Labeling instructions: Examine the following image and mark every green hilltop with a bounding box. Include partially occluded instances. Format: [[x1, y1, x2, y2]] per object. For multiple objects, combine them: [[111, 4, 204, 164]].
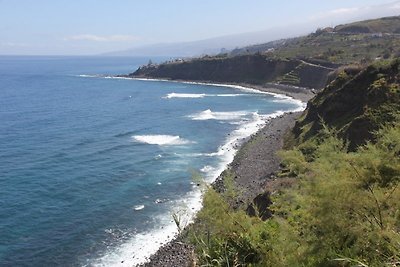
[[334, 16, 400, 34]]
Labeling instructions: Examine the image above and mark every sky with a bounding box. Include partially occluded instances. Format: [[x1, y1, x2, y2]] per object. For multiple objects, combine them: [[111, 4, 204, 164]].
[[0, 0, 399, 55]]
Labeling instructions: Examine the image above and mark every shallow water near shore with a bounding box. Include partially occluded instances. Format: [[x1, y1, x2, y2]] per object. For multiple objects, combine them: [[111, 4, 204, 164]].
[[0, 56, 302, 266]]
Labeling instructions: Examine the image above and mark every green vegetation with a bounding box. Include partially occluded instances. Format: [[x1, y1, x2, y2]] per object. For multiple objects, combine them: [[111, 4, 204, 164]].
[[275, 124, 400, 266], [188, 59, 400, 266], [275, 66, 301, 86], [190, 121, 400, 267], [189, 173, 268, 266]]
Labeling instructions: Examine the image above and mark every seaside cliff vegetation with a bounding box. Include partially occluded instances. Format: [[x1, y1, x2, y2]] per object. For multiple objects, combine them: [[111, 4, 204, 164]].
[[187, 59, 400, 266]]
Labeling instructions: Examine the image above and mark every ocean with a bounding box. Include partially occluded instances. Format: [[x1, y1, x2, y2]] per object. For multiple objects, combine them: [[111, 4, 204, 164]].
[[0, 56, 302, 266]]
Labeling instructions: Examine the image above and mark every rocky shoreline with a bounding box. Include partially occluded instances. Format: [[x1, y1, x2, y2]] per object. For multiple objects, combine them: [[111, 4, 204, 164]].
[[136, 85, 313, 267], [139, 112, 305, 266]]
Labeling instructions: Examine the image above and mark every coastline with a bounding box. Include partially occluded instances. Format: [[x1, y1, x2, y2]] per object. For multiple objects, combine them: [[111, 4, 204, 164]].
[[130, 77, 312, 102], [140, 111, 304, 266], [83, 74, 313, 266], [127, 79, 313, 266], [84, 74, 313, 103]]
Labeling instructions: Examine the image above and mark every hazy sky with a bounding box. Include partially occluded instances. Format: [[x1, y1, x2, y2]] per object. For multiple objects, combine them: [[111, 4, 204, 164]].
[[1, 0, 399, 55]]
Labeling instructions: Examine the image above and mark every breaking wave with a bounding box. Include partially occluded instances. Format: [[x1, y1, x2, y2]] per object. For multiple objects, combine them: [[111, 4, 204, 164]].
[[187, 109, 251, 121], [132, 135, 194, 146]]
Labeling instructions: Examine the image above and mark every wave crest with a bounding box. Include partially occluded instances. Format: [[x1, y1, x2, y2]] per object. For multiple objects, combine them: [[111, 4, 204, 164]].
[[132, 135, 194, 146], [133, 205, 145, 211], [164, 93, 244, 99], [187, 109, 250, 121], [164, 93, 206, 98]]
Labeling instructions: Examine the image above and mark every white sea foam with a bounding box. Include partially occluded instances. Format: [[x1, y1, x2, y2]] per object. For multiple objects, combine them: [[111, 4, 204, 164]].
[[132, 135, 194, 146], [187, 109, 250, 121], [164, 93, 206, 98], [78, 74, 99, 78], [271, 95, 306, 110], [133, 205, 145, 211], [164, 92, 244, 99], [91, 187, 203, 267], [200, 165, 215, 173], [215, 94, 244, 97], [154, 198, 168, 204], [194, 109, 290, 183], [80, 74, 305, 109]]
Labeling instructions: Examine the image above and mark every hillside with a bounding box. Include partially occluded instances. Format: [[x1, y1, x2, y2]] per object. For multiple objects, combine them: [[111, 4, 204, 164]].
[[188, 59, 400, 266], [335, 15, 400, 33], [292, 59, 400, 150], [231, 16, 400, 64]]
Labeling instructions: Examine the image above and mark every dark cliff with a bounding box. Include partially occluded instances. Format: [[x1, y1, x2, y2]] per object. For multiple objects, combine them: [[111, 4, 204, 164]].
[[128, 54, 333, 89]]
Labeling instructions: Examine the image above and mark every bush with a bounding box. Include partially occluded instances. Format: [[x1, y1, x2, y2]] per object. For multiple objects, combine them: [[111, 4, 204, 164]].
[[274, 123, 400, 266], [191, 122, 400, 266]]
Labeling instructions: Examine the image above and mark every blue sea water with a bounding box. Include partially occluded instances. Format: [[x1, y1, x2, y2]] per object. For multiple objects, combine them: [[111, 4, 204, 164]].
[[0, 56, 302, 266]]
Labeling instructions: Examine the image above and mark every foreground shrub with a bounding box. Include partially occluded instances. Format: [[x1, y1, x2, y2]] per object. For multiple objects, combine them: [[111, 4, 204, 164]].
[[191, 122, 400, 266]]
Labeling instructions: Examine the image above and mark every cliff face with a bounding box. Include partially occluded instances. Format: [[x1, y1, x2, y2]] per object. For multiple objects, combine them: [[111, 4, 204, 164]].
[[129, 54, 332, 89], [293, 59, 400, 150]]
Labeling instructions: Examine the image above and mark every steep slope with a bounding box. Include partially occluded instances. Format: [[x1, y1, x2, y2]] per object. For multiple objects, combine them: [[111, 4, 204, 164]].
[[292, 59, 400, 150]]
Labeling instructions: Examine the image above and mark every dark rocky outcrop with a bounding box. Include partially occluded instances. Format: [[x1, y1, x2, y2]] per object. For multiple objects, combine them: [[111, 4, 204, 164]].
[[246, 192, 273, 221]]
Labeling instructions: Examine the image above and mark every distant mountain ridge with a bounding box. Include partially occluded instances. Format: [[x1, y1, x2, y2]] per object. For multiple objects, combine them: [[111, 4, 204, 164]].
[[102, 25, 312, 57]]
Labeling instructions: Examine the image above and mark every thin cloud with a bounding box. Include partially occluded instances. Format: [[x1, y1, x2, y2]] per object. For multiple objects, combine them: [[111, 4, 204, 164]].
[[309, 1, 400, 22], [64, 34, 140, 42], [0, 42, 28, 47], [329, 7, 359, 15]]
